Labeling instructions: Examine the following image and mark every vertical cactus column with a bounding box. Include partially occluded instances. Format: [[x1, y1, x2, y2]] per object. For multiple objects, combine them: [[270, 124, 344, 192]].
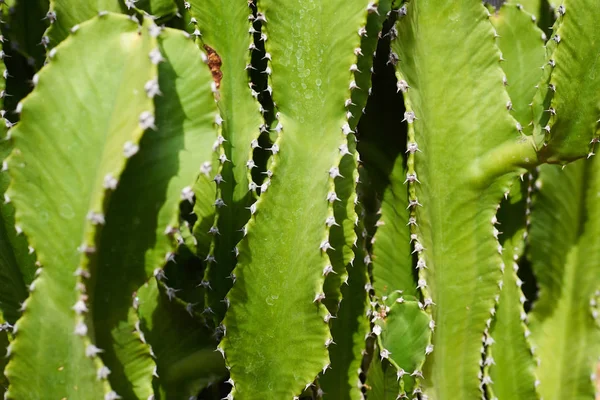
[[528, 157, 600, 400], [187, 0, 264, 323], [3, 14, 156, 399], [220, 0, 374, 397], [391, 1, 537, 398], [487, 5, 544, 399], [91, 26, 220, 399]]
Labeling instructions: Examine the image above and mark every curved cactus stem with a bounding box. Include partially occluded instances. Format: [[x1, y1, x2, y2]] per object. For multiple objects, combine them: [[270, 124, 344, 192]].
[[136, 278, 227, 398], [44, 0, 124, 49], [3, 14, 156, 399], [320, 146, 369, 399], [532, 0, 600, 163], [0, 312, 10, 399], [488, 176, 538, 400], [187, 0, 264, 324], [91, 27, 219, 398], [392, 2, 532, 398], [322, 142, 358, 313], [528, 157, 600, 400], [4, 0, 49, 70], [347, 0, 392, 130], [220, 0, 373, 397], [491, 3, 546, 133]]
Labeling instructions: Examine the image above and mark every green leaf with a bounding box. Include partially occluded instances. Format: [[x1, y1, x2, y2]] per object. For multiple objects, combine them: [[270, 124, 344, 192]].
[[488, 177, 538, 400], [44, 0, 123, 48], [187, 0, 264, 322], [92, 26, 220, 399], [533, 0, 600, 163], [322, 141, 358, 313], [137, 279, 227, 399], [528, 157, 600, 400], [392, 2, 535, 398], [221, 0, 373, 397], [4, 14, 156, 399]]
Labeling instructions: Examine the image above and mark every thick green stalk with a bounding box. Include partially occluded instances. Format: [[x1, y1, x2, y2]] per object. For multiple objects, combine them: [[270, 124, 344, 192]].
[[528, 158, 600, 400], [4, 14, 156, 399], [187, 0, 264, 323], [92, 27, 219, 399], [221, 0, 373, 397], [392, 2, 532, 398]]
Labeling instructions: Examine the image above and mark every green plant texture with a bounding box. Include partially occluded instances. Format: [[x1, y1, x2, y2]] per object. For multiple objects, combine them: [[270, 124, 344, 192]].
[[0, 0, 598, 399]]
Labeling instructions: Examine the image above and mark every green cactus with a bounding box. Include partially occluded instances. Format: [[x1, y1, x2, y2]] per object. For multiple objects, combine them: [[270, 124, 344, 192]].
[[0, 0, 598, 399]]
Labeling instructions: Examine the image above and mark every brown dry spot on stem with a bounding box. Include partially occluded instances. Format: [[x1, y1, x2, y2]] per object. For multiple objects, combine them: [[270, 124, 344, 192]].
[[204, 45, 222, 89]]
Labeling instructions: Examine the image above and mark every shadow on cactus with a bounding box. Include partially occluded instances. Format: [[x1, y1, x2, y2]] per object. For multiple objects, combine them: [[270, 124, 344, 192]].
[[0, 0, 597, 399]]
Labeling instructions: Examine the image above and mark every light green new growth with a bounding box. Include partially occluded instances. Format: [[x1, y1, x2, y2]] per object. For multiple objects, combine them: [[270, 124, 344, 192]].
[[92, 26, 219, 399], [528, 157, 600, 400], [221, 0, 372, 397], [4, 14, 155, 399], [188, 0, 264, 323], [392, 1, 532, 398]]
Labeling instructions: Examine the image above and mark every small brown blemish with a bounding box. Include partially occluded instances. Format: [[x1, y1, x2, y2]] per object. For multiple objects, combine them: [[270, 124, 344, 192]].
[[204, 45, 222, 89]]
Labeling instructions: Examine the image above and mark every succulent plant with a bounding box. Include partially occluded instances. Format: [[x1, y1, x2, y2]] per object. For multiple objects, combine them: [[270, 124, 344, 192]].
[[0, 0, 597, 399]]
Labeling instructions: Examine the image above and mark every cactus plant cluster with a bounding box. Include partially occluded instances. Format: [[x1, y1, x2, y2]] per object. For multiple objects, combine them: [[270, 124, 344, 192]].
[[0, 0, 598, 399]]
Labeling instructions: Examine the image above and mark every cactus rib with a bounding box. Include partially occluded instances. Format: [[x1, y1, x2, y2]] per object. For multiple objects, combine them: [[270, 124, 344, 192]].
[[3, 14, 156, 399]]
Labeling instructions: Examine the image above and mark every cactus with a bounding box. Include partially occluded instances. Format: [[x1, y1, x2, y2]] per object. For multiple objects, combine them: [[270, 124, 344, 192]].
[[0, 0, 598, 399]]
